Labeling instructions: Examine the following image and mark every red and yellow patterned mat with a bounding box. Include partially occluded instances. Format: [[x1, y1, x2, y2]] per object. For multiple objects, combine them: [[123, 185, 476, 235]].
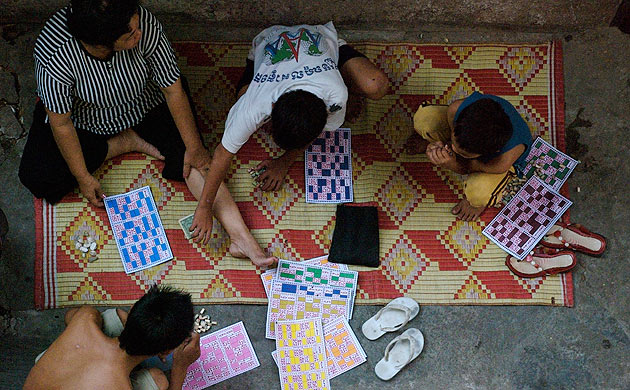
[[35, 41, 571, 309]]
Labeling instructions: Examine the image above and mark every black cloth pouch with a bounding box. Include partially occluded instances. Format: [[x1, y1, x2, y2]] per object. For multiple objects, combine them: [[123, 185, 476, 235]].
[[329, 205, 380, 267]]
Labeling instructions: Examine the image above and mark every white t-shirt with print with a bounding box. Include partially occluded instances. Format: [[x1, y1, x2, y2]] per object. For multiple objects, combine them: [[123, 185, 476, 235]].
[[221, 22, 348, 154]]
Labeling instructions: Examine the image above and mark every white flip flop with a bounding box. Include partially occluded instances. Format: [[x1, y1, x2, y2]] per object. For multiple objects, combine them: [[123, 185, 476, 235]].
[[375, 328, 424, 380], [362, 297, 419, 340]]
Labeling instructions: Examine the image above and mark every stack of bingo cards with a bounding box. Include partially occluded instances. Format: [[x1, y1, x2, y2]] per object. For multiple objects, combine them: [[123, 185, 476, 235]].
[[483, 138, 578, 259], [271, 316, 367, 379], [104, 186, 172, 273], [265, 259, 358, 339], [275, 318, 330, 390]]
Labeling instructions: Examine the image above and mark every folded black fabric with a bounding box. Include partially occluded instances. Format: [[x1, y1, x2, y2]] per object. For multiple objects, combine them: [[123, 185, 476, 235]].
[[329, 205, 380, 267]]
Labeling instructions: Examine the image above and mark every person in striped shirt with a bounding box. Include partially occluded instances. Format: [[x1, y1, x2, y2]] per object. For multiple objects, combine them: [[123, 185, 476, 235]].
[[18, 0, 276, 267]]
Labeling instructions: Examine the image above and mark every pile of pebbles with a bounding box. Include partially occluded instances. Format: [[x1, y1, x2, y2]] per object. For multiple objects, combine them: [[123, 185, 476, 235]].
[[194, 308, 217, 333], [75, 234, 98, 262]]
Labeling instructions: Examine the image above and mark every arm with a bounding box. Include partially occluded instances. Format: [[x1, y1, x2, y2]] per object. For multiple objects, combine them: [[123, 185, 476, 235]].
[[427, 142, 524, 175], [48, 109, 105, 207], [168, 332, 201, 390], [161, 78, 210, 178]]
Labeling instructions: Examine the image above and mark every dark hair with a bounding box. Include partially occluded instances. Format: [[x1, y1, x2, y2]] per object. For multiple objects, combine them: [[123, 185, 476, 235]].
[[118, 285, 194, 356], [453, 98, 513, 156], [271, 90, 327, 150], [67, 0, 139, 49]]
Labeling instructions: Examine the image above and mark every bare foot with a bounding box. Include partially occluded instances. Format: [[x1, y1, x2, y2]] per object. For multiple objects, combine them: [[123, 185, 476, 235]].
[[107, 129, 164, 160], [404, 133, 429, 155], [451, 199, 485, 221], [229, 240, 278, 268], [345, 94, 365, 123]]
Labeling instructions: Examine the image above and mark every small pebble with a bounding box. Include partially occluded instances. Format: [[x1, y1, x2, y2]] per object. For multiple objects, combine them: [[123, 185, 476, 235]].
[[80, 246, 89, 253], [200, 308, 205, 315], [576, 187, 581, 193], [75, 242, 81, 250], [89, 242, 97, 250]]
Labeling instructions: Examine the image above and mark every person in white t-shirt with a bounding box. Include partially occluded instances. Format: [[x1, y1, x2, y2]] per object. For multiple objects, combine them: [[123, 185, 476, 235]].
[[191, 22, 388, 243]]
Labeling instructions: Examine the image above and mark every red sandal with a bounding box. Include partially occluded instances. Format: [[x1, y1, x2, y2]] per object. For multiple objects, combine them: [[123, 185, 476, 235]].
[[505, 250, 577, 278], [540, 222, 606, 257]]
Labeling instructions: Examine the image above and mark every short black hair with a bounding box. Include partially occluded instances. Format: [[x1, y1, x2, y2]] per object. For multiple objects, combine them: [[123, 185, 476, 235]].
[[118, 285, 194, 356], [67, 0, 139, 49], [453, 98, 513, 156], [271, 90, 327, 150]]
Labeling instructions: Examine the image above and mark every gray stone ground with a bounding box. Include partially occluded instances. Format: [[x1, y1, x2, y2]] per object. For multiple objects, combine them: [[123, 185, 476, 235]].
[[0, 21, 629, 390]]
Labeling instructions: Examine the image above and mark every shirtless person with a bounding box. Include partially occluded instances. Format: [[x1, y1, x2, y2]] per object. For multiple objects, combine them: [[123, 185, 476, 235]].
[[24, 285, 200, 390]]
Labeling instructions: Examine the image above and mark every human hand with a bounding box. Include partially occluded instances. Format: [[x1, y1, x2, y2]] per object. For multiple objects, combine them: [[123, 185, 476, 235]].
[[255, 158, 290, 192], [426, 142, 457, 170], [190, 203, 213, 245], [77, 174, 105, 207], [183, 145, 212, 179], [172, 332, 201, 370]]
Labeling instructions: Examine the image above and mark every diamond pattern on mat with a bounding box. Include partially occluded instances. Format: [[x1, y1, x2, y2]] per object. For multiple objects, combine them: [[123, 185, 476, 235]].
[[444, 46, 475, 65], [311, 217, 335, 251], [433, 165, 466, 198], [129, 164, 176, 210], [200, 273, 239, 299], [376, 170, 425, 226], [267, 234, 301, 261], [69, 276, 111, 302], [518, 275, 546, 295], [131, 260, 175, 292], [60, 207, 111, 270], [374, 97, 414, 159], [498, 47, 546, 91], [252, 178, 300, 225], [376, 45, 423, 92], [439, 220, 487, 268], [191, 74, 235, 148], [382, 236, 427, 293], [515, 99, 548, 140], [436, 72, 478, 105], [200, 44, 231, 67], [454, 275, 494, 300]]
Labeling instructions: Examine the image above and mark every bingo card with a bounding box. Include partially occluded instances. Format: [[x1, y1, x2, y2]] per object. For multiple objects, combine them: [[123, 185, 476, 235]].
[[483, 176, 572, 259], [305, 128, 353, 203], [182, 321, 260, 390], [104, 186, 172, 274]]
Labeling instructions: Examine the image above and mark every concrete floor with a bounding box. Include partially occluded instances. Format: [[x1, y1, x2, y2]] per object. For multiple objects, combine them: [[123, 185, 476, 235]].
[[1, 21, 629, 390]]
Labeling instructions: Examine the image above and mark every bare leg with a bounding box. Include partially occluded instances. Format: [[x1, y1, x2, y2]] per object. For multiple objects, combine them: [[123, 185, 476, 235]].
[[187, 169, 277, 268], [451, 198, 485, 221], [105, 128, 164, 161], [340, 56, 389, 100]]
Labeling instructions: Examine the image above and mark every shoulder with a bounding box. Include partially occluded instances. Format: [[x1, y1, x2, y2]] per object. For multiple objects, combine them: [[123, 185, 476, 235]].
[[34, 7, 74, 65], [66, 306, 102, 326], [138, 6, 163, 32]]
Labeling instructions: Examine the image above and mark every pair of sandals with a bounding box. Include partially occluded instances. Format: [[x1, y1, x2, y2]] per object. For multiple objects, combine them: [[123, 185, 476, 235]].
[[361, 297, 423, 380], [506, 222, 607, 278]]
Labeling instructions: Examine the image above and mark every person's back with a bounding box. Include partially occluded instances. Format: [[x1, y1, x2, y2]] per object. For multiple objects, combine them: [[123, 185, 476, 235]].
[[24, 285, 200, 390], [24, 307, 134, 390]]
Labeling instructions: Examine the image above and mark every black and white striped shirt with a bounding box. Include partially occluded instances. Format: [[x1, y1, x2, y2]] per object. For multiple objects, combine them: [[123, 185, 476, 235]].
[[34, 6, 180, 135]]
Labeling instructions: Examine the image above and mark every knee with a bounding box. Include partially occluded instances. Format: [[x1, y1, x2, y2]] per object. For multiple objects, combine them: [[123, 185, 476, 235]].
[[464, 176, 492, 208], [362, 70, 389, 100], [148, 368, 169, 390]]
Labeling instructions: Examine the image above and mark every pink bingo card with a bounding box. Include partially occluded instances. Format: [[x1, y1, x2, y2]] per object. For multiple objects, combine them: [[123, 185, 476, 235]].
[[182, 322, 259, 390]]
